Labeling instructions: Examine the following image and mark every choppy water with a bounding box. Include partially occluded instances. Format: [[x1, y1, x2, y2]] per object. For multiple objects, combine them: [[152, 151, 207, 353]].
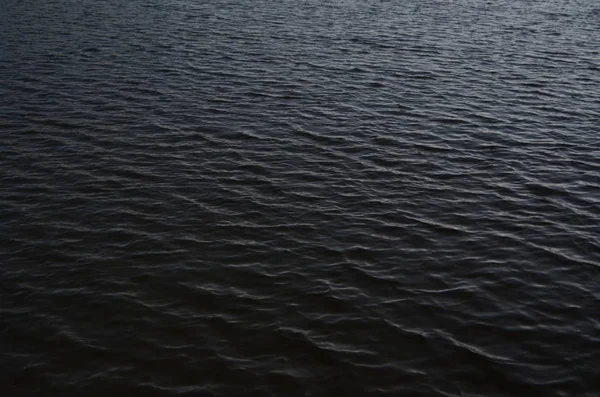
[[1, 0, 599, 396]]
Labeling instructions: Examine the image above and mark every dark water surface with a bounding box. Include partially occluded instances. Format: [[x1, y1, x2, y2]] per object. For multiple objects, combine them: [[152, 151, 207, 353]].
[[1, 0, 599, 396]]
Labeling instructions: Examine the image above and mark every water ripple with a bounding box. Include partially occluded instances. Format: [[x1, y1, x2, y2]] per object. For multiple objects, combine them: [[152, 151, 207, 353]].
[[1, 0, 599, 396]]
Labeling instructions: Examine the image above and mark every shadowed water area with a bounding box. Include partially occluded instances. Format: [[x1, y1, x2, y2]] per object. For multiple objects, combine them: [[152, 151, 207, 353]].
[[1, 0, 599, 396]]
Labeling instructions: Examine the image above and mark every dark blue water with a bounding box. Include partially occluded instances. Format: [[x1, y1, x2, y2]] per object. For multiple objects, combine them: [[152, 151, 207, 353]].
[[1, 0, 599, 396]]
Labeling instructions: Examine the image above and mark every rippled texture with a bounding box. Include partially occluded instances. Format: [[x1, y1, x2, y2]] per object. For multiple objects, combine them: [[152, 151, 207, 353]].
[[1, 0, 599, 396]]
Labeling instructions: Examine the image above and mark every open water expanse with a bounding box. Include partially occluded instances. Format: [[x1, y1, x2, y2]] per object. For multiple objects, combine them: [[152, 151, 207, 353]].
[[1, 0, 599, 396]]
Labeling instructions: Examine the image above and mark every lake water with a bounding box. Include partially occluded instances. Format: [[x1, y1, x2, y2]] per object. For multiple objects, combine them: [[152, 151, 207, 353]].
[[1, 0, 599, 396]]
